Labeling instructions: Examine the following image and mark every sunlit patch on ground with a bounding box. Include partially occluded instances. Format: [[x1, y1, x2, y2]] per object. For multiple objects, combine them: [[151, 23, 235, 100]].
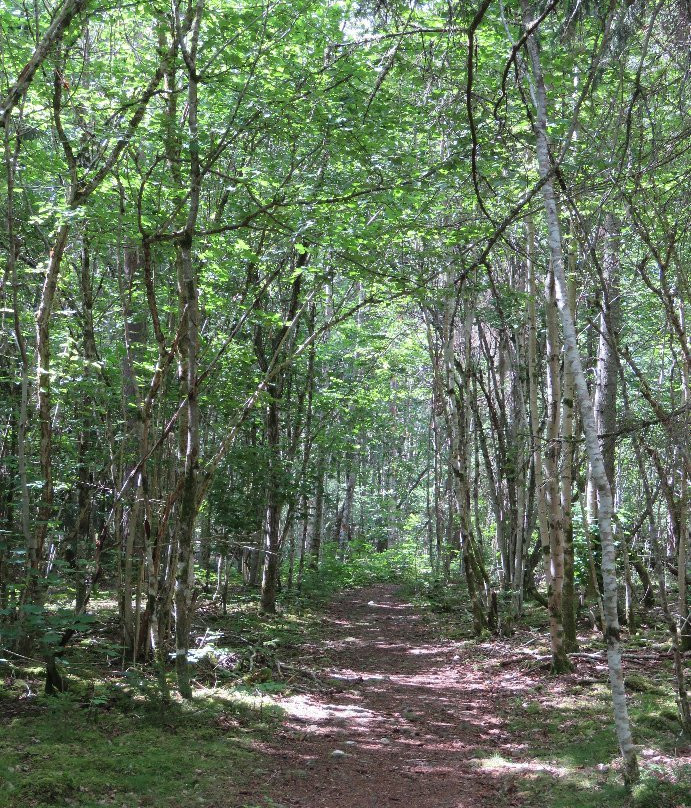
[[476, 753, 576, 778], [407, 646, 446, 655], [281, 693, 381, 726], [257, 585, 690, 808]]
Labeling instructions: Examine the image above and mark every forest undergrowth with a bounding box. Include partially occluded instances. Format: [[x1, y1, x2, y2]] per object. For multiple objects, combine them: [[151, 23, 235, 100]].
[[2, 560, 689, 808], [1, 1, 690, 801]]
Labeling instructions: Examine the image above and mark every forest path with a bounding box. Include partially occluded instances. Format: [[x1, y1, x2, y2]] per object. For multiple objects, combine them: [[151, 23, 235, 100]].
[[255, 585, 525, 808]]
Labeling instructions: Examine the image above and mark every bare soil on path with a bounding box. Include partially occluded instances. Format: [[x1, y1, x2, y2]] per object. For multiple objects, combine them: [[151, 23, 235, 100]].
[[254, 585, 529, 808]]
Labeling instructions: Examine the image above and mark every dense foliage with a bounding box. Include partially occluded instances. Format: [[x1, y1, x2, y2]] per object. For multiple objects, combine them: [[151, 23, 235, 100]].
[[0, 0, 689, 787]]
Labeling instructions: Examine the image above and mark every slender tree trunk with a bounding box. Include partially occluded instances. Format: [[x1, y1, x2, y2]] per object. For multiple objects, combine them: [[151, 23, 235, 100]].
[[260, 391, 281, 614], [521, 4, 638, 781], [33, 225, 69, 582], [72, 237, 98, 612], [526, 217, 550, 594], [561, 250, 578, 651], [309, 448, 326, 570], [338, 457, 356, 559], [634, 442, 691, 736], [545, 265, 571, 673], [597, 214, 621, 491], [174, 1, 204, 698], [441, 270, 486, 633], [118, 245, 145, 657], [4, 125, 31, 562], [679, 304, 690, 651]]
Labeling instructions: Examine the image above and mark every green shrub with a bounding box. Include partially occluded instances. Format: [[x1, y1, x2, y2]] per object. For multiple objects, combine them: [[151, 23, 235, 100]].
[[294, 538, 430, 602]]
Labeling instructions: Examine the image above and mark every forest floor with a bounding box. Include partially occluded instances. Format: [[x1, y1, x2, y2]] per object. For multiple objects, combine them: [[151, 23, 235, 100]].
[[253, 584, 690, 808], [1, 583, 690, 808]]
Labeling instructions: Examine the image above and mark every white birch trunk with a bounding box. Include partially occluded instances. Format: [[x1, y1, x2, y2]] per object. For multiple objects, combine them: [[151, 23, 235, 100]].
[[521, 2, 638, 781]]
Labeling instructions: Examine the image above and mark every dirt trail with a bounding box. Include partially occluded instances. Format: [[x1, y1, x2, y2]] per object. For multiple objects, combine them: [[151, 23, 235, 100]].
[[256, 585, 526, 808]]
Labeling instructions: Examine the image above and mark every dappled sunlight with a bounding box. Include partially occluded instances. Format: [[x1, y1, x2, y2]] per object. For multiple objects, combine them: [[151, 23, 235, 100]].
[[328, 670, 388, 682], [406, 645, 446, 656], [260, 586, 527, 807], [371, 641, 417, 652], [364, 600, 409, 610], [476, 753, 574, 778], [281, 693, 382, 726], [255, 586, 691, 808]]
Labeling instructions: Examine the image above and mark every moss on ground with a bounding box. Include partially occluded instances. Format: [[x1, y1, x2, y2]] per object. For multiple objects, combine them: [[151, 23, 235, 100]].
[[0, 690, 276, 808], [0, 589, 318, 808], [2, 586, 689, 808], [416, 582, 690, 808], [497, 667, 690, 807]]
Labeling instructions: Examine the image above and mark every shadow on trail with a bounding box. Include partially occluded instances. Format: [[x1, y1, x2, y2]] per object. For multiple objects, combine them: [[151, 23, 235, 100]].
[[252, 586, 561, 808]]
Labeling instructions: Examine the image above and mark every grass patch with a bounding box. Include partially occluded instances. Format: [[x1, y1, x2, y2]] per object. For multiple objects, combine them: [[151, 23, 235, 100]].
[[632, 772, 691, 808], [0, 586, 322, 808], [0, 689, 275, 808], [482, 633, 689, 807]]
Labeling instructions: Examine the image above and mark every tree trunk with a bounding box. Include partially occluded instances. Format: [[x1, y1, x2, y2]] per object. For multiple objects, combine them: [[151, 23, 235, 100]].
[[338, 456, 356, 559], [441, 269, 487, 634], [309, 448, 326, 570], [526, 217, 551, 597], [260, 390, 282, 614], [174, 2, 204, 698], [561, 251, 577, 651], [596, 214, 621, 492], [678, 303, 690, 651], [521, 2, 638, 781], [544, 265, 571, 673]]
